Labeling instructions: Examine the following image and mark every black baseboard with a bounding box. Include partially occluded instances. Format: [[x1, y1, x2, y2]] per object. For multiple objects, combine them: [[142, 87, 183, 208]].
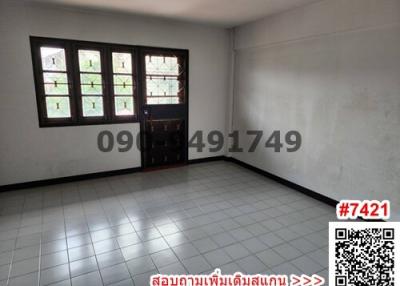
[[186, 155, 337, 207], [0, 167, 142, 192], [225, 157, 338, 207], [0, 155, 338, 209], [188, 156, 226, 164], [0, 155, 224, 192]]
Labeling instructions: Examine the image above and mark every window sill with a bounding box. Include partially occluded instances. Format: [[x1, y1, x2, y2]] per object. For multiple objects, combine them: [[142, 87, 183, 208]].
[[39, 118, 139, 128]]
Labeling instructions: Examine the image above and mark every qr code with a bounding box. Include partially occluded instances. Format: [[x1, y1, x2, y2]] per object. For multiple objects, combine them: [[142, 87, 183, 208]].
[[329, 222, 400, 286]]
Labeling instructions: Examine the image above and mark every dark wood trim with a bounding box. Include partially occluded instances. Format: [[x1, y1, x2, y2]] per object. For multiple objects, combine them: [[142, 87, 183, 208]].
[[136, 49, 145, 169], [185, 50, 189, 166], [108, 46, 138, 123], [37, 120, 140, 128], [31, 36, 189, 53], [30, 36, 188, 128], [0, 167, 142, 192], [30, 38, 77, 127], [139, 47, 189, 168], [72, 42, 109, 125]]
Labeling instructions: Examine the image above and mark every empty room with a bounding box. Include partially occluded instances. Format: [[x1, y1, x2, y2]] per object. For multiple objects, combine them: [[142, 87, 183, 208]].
[[0, 0, 399, 285]]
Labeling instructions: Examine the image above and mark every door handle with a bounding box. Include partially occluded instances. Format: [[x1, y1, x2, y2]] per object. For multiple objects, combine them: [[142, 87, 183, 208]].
[[143, 107, 152, 122], [143, 108, 151, 119]]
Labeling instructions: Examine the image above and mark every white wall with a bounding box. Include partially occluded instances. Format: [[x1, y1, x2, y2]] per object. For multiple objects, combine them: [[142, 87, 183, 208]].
[[1, 0, 398, 220], [233, 0, 400, 220], [0, 0, 230, 185]]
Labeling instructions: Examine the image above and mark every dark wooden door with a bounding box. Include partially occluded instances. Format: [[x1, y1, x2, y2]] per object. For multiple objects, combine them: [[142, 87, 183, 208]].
[[139, 48, 188, 168]]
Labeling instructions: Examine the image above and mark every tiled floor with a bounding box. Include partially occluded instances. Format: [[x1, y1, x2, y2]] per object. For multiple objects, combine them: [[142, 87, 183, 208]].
[[0, 161, 335, 286]]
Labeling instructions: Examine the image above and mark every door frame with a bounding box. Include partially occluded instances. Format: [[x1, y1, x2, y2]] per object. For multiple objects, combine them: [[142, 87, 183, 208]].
[[29, 36, 189, 168], [137, 46, 189, 169]]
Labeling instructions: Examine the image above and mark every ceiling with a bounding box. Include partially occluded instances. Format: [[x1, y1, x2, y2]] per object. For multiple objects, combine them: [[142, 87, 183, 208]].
[[25, 0, 319, 27]]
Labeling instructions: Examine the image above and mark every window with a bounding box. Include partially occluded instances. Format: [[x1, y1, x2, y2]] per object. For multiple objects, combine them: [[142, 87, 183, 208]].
[[31, 37, 139, 127], [144, 53, 185, 104], [31, 39, 77, 125], [41, 47, 72, 118], [111, 51, 135, 116], [78, 49, 105, 117], [31, 37, 187, 127]]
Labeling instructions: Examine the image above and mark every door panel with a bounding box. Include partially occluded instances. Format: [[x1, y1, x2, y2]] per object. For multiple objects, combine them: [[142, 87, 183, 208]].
[[140, 48, 188, 169], [144, 119, 185, 166]]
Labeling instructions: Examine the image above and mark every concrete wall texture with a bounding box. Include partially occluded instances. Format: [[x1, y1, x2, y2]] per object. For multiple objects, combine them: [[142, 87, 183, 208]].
[[232, 0, 400, 220]]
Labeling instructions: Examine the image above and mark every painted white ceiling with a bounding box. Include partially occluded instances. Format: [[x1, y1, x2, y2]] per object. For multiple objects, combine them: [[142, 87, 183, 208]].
[[25, 0, 319, 27]]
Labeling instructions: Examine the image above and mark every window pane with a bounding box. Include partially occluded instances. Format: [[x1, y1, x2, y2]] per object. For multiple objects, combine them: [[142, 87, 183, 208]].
[[147, 97, 158, 105], [40, 47, 66, 71], [79, 50, 101, 72], [113, 75, 133, 95], [82, 96, 104, 117], [80, 73, 102, 85], [147, 97, 179, 105], [80, 74, 102, 95], [43, 72, 68, 84], [115, 96, 134, 116], [112, 53, 132, 74], [114, 85, 133, 95], [145, 55, 180, 76], [46, 96, 71, 118], [43, 72, 69, 95], [146, 77, 179, 96], [44, 83, 69, 95], [170, 97, 180, 104], [113, 75, 132, 86], [81, 84, 102, 95]]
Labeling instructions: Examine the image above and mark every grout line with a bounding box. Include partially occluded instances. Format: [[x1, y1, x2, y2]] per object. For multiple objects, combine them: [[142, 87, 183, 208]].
[[37, 188, 44, 286], [102, 180, 138, 286], [109, 178, 152, 285], [5, 248, 15, 286], [4, 196, 25, 286], [62, 192, 73, 286], [0, 162, 333, 283], [37, 238, 42, 286], [90, 180, 117, 286]]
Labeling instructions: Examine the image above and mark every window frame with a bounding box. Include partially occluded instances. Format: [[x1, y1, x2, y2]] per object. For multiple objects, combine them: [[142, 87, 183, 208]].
[[31, 37, 78, 126], [141, 47, 188, 106], [108, 46, 137, 123], [73, 43, 108, 124], [30, 37, 143, 127]]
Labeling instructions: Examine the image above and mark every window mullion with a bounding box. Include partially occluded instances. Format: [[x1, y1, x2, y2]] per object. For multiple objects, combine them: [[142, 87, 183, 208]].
[[31, 37, 149, 126], [103, 47, 113, 122], [66, 41, 79, 124]]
